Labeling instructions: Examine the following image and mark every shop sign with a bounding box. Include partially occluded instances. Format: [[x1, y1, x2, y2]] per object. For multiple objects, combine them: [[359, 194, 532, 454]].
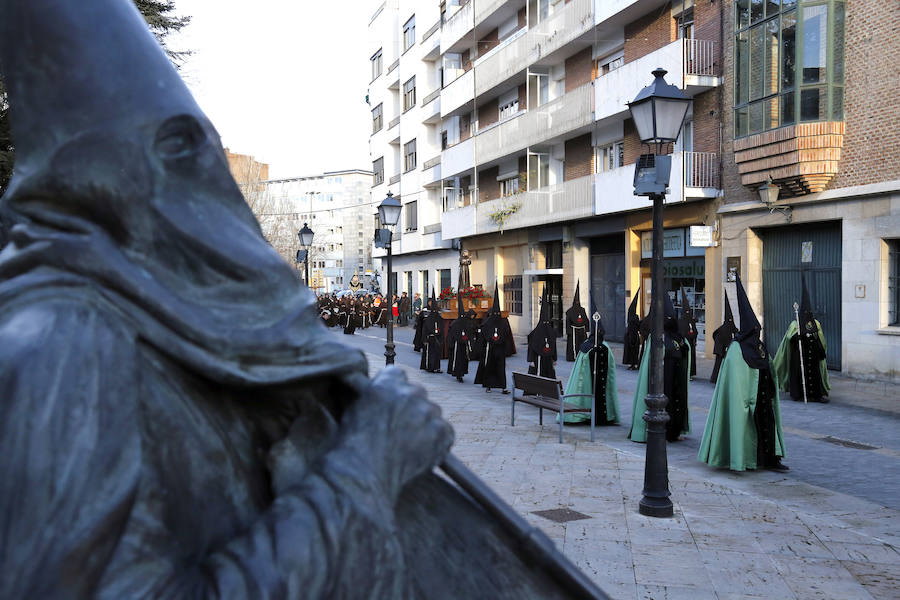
[[689, 226, 715, 247], [663, 258, 705, 279], [641, 229, 686, 259]]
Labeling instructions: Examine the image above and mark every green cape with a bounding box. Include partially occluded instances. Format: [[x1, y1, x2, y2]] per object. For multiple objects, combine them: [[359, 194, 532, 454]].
[[627, 339, 691, 443], [772, 319, 830, 394], [697, 344, 786, 471], [560, 342, 618, 424]]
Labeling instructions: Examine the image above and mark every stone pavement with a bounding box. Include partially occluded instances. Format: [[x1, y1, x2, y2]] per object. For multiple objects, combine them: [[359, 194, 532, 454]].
[[348, 328, 900, 599]]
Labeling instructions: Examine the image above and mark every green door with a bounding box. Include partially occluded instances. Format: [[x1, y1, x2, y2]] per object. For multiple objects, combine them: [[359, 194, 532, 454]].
[[760, 221, 841, 370]]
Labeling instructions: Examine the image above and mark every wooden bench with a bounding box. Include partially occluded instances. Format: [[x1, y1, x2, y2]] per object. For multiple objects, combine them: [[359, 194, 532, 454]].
[[510, 372, 595, 443]]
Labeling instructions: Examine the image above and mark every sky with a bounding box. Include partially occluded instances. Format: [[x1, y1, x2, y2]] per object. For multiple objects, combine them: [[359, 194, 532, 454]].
[[170, 0, 373, 179]]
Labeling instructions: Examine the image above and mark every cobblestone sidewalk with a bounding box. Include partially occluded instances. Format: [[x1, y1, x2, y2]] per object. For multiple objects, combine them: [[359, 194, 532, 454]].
[[366, 351, 900, 600]]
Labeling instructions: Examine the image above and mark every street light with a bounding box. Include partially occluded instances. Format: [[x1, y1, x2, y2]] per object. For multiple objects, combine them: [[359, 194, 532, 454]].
[[378, 191, 402, 365], [628, 67, 691, 519], [298, 222, 314, 288]]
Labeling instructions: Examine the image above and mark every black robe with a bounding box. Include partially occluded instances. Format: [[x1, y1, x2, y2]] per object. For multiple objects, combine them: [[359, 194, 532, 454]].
[[788, 325, 828, 401], [447, 316, 477, 378], [474, 317, 514, 390], [710, 319, 737, 383], [412, 310, 425, 351], [663, 321, 690, 442], [527, 325, 557, 379], [678, 314, 698, 378], [419, 311, 443, 372], [343, 307, 357, 335], [564, 307, 588, 362], [622, 314, 641, 368], [578, 338, 614, 425]]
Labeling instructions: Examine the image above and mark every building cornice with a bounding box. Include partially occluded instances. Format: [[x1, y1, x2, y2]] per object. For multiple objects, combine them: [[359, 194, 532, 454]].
[[718, 179, 900, 215]]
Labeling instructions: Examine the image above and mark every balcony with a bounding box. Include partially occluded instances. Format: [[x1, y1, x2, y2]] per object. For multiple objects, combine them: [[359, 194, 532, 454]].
[[421, 88, 441, 123], [474, 0, 505, 28], [389, 173, 401, 185], [441, 68, 474, 117], [593, 152, 721, 216], [473, 175, 594, 235], [594, 38, 719, 125], [422, 155, 442, 188], [441, 135, 474, 178], [421, 20, 441, 61], [441, 0, 474, 54], [386, 59, 400, 90], [475, 0, 593, 96], [475, 82, 593, 164]]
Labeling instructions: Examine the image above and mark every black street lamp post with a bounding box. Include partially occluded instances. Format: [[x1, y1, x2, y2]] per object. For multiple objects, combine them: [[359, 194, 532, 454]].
[[628, 68, 692, 518], [298, 222, 314, 288], [377, 192, 402, 366]]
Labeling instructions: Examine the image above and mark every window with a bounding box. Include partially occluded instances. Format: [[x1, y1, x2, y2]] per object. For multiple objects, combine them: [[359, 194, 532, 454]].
[[733, 0, 844, 138], [440, 269, 451, 292], [499, 98, 519, 119], [677, 9, 694, 39], [403, 77, 416, 111], [500, 175, 520, 197], [372, 157, 384, 185], [441, 130, 449, 150], [890, 240, 900, 326], [404, 139, 417, 172], [593, 141, 624, 173], [422, 270, 429, 296], [371, 48, 383, 80], [593, 53, 624, 78], [527, 72, 549, 108], [372, 103, 383, 133], [544, 241, 562, 269], [405, 201, 418, 232], [503, 275, 523, 315], [403, 15, 415, 51], [527, 152, 550, 190]]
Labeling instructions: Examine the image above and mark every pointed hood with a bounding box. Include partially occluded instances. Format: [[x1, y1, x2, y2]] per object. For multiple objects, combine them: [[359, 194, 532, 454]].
[[680, 288, 693, 320], [488, 280, 501, 316], [734, 275, 770, 369], [528, 287, 556, 355], [457, 290, 465, 318], [572, 281, 581, 307], [539, 287, 552, 324], [628, 289, 641, 322], [0, 0, 365, 387], [723, 289, 734, 325], [799, 272, 818, 332], [566, 280, 588, 325], [663, 291, 676, 320]]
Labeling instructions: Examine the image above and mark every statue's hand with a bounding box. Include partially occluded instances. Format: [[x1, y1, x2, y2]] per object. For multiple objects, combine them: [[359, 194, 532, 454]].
[[341, 367, 454, 501]]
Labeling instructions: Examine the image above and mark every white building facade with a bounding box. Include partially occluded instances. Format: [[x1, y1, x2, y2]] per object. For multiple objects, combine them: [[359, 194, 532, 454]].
[[262, 169, 375, 294]]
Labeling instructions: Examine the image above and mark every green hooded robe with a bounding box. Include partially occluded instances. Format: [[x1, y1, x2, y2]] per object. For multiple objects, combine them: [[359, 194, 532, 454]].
[[627, 340, 691, 443], [560, 342, 619, 424], [772, 319, 830, 395], [697, 344, 787, 471]]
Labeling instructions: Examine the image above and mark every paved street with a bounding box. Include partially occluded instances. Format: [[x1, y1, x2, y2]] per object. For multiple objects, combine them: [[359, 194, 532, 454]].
[[336, 324, 900, 600]]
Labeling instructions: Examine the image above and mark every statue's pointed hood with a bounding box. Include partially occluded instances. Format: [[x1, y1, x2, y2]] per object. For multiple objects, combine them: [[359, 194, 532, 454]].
[[0, 0, 366, 386]]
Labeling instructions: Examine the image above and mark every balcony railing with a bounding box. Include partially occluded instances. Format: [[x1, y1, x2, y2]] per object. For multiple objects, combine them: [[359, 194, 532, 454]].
[[423, 155, 441, 170], [475, 82, 593, 164], [684, 39, 717, 77], [474, 0, 505, 27], [422, 20, 441, 42], [389, 174, 401, 185], [441, 0, 474, 53], [387, 59, 399, 74], [442, 186, 478, 212], [422, 88, 441, 106], [388, 116, 400, 129], [683, 151, 719, 189], [474, 175, 594, 234]]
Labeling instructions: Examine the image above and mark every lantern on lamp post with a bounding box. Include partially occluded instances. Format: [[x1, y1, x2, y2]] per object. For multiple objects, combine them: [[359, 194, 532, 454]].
[[377, 191, 402, 365]]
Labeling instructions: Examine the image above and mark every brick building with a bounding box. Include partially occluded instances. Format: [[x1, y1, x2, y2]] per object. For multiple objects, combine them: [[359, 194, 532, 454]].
[[715, 0, 900, 383]]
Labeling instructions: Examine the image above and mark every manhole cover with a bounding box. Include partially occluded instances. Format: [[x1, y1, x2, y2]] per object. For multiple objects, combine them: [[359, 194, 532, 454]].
[[818, 436, 878, 450], [532, 508, 592, 523]]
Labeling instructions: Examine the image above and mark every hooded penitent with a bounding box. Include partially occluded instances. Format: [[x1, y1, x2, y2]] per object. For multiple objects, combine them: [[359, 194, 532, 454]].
[[0, 0, 364, 386], [564, 281, 589, 361], [564, 300, 619, 425], [678, 289, 698, 378], [447, 291, 477, 380], [527, 288, 557, 378], [710, 290, 737, 383], [420, 287, 443, 372], [474, 281, 514, 390], [772, 272, 830, 402], [622, 289, 642, 368], [698, 274, 787, 471]]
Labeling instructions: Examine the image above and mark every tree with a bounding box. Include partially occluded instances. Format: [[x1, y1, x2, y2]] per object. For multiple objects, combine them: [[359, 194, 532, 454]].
[[0, 1, 190, 198]]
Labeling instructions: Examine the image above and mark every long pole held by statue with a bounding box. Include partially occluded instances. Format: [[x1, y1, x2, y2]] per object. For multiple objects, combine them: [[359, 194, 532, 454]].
[[793, 301, 808, 404]]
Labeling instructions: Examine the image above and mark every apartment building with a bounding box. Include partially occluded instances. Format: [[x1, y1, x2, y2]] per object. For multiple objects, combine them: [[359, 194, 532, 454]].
[[715, 0, 900, 383], [258, 170, 375, 294], [367, 0, 899, 382], [368, 1, 460, 300]]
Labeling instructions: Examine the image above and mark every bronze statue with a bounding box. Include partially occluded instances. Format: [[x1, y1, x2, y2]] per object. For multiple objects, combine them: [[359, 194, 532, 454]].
[[459, 248, 472, 290], [0, 1, 605, 598]]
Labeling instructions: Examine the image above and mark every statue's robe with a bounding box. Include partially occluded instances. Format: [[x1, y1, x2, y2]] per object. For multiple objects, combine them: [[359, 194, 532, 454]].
[[772, 320, 830, 402], [561, 342, 618, 425], [628, 338, 691, 443], [698, 344, 786, 471]]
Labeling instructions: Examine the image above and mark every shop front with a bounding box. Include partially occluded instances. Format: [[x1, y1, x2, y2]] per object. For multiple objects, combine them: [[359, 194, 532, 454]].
[[639, 227, 707, 335]]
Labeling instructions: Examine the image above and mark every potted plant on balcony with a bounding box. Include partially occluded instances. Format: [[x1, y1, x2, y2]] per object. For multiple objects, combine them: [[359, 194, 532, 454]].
[[487, 201, 521, 233]]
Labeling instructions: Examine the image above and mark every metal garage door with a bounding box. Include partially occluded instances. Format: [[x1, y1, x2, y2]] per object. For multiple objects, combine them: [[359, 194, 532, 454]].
[[590, 234, 626, 342], [760, 221, 841, 370]]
